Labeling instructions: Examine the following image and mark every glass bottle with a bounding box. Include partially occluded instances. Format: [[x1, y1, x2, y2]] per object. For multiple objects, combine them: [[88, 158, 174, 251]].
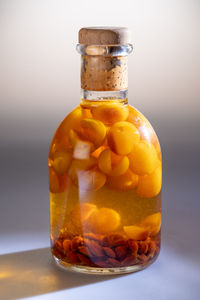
[[49, 27, 162, 274]]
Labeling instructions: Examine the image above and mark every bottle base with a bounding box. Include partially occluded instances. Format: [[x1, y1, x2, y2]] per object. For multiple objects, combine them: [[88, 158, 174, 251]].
[[53, 254, 157, 275]]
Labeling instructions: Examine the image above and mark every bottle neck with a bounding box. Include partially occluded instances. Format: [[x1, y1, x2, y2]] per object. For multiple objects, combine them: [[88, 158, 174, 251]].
[[80, 55, 128, 91], [81, 89, 128, 106], [80, 55, 128, 105], [76, 44, 133, 105]]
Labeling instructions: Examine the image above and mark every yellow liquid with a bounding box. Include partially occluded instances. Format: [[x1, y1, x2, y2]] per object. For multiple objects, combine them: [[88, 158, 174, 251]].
[[49, 101, 161, 271]]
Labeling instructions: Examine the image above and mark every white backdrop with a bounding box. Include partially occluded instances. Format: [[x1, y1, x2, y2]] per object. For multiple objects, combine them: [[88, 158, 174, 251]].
[[0, 2, 200, 299], [0, 0, 199, 145]]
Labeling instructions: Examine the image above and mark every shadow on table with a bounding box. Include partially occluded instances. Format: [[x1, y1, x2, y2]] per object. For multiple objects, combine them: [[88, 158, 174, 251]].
[[0, 247, 117, 300]]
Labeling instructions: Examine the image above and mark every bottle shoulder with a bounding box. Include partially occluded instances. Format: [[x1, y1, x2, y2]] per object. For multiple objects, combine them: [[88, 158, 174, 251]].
[[49, 103, 161, 157], [126, 104, 160, 145]]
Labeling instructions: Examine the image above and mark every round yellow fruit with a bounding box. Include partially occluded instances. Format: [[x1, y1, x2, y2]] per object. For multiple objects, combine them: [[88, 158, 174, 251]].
[[86, 207, 121, 234], [108, 121, 140, 155], [53, 150, 72, 175], [128, 141, 158, 175], [91, 103, 129, 125], [136, 164, 162, 198], [59, 106, 83, 136], [107, 169, 138, 191], [80, 118, 107, 148], [98, 148, 129, 176], [123, 225, 150, 240], [140, 212, 161, 236]]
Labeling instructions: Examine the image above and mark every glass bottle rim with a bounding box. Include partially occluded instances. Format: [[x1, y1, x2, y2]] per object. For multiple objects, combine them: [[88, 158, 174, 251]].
[[76, 44, 133, 57]]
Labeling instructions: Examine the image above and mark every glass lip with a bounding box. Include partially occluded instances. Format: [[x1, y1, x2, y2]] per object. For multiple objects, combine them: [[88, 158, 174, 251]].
[[76, 43, 133, 56]]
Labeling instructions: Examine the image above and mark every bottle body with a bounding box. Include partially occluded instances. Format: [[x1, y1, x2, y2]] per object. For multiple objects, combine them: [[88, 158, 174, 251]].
[[49, 100, 161, 274]]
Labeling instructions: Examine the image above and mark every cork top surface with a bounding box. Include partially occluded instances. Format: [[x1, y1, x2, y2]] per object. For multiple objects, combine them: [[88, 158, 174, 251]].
[[79, 27, 131, 45]]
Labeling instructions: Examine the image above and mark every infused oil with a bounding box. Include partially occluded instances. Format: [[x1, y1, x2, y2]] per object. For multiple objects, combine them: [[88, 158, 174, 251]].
[[49, 27, 162, 274]]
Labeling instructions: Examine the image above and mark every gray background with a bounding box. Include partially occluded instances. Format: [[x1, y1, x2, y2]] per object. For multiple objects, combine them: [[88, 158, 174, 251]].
[[0, 0, 200, 299]]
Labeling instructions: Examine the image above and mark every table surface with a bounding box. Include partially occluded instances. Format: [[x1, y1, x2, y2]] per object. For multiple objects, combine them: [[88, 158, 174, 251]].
[[0, 145, 199, 300]]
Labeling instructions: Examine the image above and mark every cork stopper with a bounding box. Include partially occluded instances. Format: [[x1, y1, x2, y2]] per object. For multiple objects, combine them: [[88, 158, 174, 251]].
[[81, 56, 128, 91], [78, 27, 131, 91], [79, 27, 131, 45]]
